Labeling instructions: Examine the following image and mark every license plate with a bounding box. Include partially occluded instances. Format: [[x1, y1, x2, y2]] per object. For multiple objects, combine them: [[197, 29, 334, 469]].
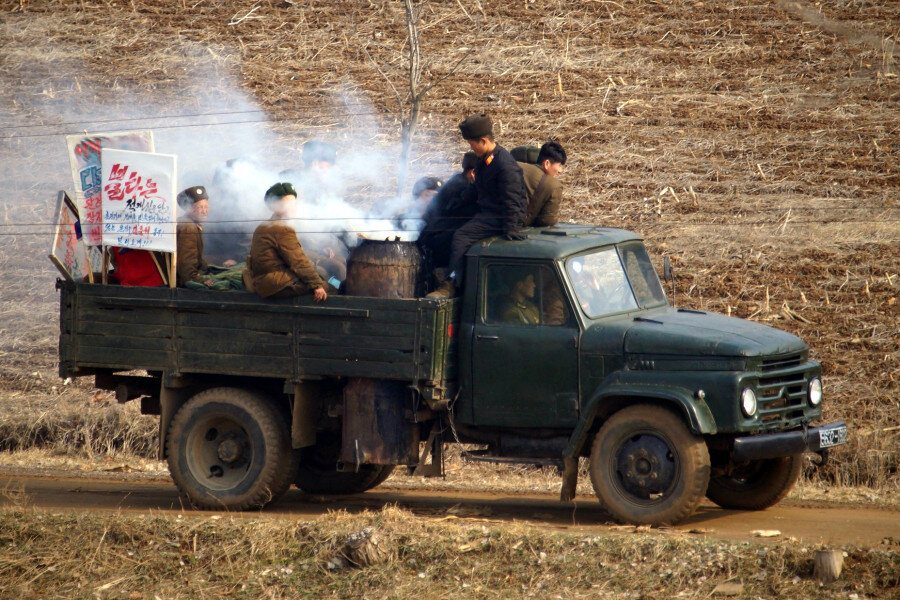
[[818, 424, 848, 449]]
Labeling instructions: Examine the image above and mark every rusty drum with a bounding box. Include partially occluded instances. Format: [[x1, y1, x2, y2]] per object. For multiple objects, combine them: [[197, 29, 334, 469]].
[[340, 239, 423, 467]]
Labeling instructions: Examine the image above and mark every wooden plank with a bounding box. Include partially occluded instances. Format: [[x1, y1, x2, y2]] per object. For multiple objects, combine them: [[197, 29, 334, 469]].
[[76, 321, 173, 339], [177, 325, 290, 345], [296, 345, 417, 364], [297, 358, 416, 380], [297, 320, 417, 338], [180, 338, 292, 357], [78, 333, 171, 353], [75, 349, 173, 370], [177, 312, 292, 333], [76, 307, 173, 326], [295, 333, 418, 351], [179, 353, 293, 376]]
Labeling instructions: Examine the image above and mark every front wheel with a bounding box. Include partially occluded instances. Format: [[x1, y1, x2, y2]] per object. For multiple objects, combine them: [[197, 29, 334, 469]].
[[166, 388, 296, 510], [589, 405, 710, 526], [706, 455, 802, 510]]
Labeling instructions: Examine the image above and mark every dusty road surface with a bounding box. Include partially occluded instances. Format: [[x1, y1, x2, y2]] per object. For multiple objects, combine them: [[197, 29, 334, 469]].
[[2, 473, 896, 547]]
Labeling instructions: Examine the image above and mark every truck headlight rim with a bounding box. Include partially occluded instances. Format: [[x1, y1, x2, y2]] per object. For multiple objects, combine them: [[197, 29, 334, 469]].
[[740, 387, 757, 417], [808, 377, 822, 406]]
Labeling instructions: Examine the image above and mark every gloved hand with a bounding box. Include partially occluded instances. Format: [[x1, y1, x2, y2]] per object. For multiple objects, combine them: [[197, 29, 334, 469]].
[[505, 231, 527, 241]]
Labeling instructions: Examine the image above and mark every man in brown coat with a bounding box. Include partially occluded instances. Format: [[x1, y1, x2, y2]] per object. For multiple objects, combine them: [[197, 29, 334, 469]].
[[176, 185, 211, 287], [519, 141, 567, 227], [247, 182, 330, 301]]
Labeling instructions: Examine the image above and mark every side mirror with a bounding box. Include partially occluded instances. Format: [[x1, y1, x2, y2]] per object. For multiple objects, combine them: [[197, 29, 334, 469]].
[[663, 256, 674, 283]]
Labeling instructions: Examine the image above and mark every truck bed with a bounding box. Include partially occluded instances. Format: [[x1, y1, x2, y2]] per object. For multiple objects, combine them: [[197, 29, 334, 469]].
[[58, 281, 459, 398]]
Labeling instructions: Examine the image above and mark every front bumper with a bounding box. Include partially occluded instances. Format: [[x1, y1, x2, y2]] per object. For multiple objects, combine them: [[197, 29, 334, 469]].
[[732, 421, 847, 462]]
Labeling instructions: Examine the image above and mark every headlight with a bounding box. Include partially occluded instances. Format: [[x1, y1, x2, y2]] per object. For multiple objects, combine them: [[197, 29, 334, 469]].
[[741, 387, 757, 417], [808, 377, 822, 406]]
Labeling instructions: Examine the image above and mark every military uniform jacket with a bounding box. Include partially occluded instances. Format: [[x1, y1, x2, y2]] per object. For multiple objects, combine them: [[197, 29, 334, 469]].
[[248, 217, 324, 298], [418, 173, 477, 244], [176, 217, 208, 286], [473, 145, 528, 233], [519, 162, 562, 227]]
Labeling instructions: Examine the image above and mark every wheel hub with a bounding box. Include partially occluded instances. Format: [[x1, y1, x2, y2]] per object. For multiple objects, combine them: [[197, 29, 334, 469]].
[[616, 434, 676, 499], [216, 438, 243, 463]]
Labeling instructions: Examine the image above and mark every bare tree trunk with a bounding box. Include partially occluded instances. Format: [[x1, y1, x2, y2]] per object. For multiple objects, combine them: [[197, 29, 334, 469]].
[[397, 0, 422, 197]]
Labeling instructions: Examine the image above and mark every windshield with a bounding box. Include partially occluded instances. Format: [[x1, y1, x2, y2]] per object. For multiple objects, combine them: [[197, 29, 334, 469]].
[[565, 243, 667, 318]]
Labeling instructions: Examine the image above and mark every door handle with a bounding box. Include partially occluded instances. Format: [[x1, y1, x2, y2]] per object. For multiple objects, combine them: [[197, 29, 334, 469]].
[[476, 334, 499, 341]]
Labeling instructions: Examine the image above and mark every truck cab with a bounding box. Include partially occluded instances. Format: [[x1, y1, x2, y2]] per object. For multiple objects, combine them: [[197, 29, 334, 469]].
[[450, 225, 845, 524]]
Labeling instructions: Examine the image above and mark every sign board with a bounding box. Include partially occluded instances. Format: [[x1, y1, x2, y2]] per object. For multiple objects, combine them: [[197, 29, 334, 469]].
[[66, 131, 154, 246], [101, 148, 177, 253], [48, 191, 90, 282]]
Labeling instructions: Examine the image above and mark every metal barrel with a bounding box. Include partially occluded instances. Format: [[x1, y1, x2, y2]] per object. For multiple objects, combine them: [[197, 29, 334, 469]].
[[343, 239, 423, 299], [340, 239, 423, 467]]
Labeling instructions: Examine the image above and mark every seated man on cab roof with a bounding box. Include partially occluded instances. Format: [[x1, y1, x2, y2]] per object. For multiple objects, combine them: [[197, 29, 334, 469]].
[[246, 182, 333, 301], [519, 141, 567, 228]]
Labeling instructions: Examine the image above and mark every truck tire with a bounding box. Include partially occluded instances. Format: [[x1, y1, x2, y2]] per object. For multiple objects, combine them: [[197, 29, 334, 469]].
[[294, 432, 395, 495], [166, 387, 296, 510], [706, 455, 802, 510], [589, 405, 710, 526]]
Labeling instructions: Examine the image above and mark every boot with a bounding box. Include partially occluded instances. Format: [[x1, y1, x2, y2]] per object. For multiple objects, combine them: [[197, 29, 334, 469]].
[[426, 279, 456, 298]]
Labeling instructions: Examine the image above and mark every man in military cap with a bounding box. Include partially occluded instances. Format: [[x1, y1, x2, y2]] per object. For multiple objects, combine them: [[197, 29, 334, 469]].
[[519, 141, 567, 227], [429, 114, 528, 297], [175, 185, 236, 287], [417, 152, 478, 286], [246, 182, 332, 301]]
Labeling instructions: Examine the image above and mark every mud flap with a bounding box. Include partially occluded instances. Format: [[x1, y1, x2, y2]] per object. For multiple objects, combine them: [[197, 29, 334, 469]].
[[292, 383, 317, 449], [560, 456, 578, 502], [412, 423, 443, 478]]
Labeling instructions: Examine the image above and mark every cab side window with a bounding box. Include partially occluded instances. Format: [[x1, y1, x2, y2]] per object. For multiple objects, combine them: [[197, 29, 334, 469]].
[[483, 264, 570, 326]]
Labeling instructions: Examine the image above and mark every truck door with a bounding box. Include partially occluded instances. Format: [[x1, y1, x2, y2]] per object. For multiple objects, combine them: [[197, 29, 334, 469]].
[[471, 263, 580, 428]]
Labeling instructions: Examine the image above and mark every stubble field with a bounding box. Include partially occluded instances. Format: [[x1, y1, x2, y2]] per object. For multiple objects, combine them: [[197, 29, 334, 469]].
[[0, 0, 897, 597]]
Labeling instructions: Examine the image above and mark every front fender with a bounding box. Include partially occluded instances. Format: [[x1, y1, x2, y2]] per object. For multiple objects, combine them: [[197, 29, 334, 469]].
[[564, 382, 717, 458]]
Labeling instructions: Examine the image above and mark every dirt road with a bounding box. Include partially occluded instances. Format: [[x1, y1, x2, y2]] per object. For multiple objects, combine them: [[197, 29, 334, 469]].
[[2, 473, 896, 547]]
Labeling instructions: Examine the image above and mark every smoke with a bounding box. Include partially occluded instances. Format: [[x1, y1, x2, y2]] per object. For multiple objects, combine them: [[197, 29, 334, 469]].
[[0, 37, 454, 316]]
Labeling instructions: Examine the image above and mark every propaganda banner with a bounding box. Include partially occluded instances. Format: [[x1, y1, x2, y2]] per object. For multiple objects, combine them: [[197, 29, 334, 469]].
[[101, 148, 177, 252], [66, 130, 154, 246], [48, 191, 90, 282]]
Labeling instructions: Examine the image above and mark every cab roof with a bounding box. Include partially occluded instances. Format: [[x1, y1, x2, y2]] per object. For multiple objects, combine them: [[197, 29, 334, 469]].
[[467, 224, 642, 261]]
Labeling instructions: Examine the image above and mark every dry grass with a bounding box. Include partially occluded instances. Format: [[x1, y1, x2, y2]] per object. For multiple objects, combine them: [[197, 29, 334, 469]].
[[0, 0, 897, 490], [0, 504, 897, 599]]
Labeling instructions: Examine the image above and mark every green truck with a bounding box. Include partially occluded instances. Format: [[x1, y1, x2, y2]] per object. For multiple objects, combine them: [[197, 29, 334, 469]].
[[57, 225, 847, 525]]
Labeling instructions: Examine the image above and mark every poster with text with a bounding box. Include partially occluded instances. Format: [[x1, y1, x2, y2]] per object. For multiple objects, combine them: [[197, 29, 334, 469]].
[[101, 148, 177, 252], [48, 191, 89, 282], [66, 130, 154, 245]]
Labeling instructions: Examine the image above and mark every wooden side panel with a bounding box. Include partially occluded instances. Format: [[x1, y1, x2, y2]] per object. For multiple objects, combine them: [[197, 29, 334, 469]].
[[61, 284, 462, 386]]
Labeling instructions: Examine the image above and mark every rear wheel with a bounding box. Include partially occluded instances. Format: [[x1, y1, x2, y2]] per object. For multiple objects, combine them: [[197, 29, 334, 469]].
[[706, 455, 802, 510], [589, 405, 710, 526], [166, 388, 296, 510], [294, 432, 395, 495]]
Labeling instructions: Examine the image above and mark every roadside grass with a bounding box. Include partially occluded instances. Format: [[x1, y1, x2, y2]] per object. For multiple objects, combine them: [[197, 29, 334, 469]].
[[0, 504, 896, 600]]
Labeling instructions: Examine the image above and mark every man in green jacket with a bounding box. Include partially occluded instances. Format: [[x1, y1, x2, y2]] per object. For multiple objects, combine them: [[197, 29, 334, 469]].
[[519, 141, 567, 227]]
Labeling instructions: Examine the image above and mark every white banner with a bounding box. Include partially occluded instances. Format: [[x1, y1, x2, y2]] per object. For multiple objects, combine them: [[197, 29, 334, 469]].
[[48, 191, 90, 281], [66, 131, 154, 246], [101, 148, 177, 252]]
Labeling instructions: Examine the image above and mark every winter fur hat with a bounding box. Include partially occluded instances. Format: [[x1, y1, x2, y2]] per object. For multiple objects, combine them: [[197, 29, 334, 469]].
[[459, 114, 493, 140], [264, 182, 298, 207], [177, 185, 208, 210]]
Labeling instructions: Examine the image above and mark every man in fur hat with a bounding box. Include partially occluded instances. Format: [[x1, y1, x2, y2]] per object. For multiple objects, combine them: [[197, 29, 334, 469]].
[[175, 185, 235, 287], [429, 114, 528, 297], [246, 182, 332, 301]]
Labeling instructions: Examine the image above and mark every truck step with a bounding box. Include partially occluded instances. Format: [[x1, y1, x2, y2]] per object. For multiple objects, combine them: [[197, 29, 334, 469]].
[[462, 450, 563, 469]]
